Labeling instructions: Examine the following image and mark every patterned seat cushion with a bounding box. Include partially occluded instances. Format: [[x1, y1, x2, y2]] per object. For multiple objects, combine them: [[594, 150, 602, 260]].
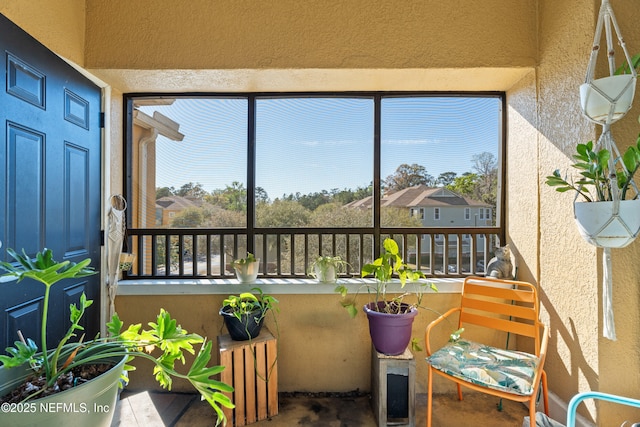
[[426, 339, 540, 396]]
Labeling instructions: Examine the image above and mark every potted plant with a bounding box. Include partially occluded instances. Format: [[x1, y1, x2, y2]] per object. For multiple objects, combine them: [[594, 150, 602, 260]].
[[308, 255, 350, 283], [0, 248, 234, 427], [232, 252, 260, 283], [219, 288, 278, 341], [545, 135, 640, 248], [335, 238, 437, 356]]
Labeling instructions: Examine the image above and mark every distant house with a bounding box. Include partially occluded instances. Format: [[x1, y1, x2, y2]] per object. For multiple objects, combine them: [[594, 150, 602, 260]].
[[345, 185, 492, 227], [346, 185, 494, 263], [155, 195, 205, 226]]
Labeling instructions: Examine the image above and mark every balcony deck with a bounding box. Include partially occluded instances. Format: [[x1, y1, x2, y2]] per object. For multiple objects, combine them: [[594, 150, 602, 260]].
[[112, 390, 535, 426]]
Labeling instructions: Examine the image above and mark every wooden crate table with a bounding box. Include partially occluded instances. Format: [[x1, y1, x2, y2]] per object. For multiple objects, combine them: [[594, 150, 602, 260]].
[[371, 346, 416, 427], [218, 330, 278, 426]]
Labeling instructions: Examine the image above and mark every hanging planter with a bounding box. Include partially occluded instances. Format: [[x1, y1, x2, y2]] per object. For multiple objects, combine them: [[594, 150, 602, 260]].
[[574, 199, 640, 248], [579, 0, 637, 126], [119, 252, 136, 271], [580, 74, 636, 125]]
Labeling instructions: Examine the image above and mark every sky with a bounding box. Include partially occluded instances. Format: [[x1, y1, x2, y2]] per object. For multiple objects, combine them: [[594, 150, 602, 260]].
[[140, 96, 500, 200]]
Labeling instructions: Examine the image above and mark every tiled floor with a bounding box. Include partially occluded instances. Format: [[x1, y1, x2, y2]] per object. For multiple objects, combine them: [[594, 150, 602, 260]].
[[111, 390, 538, 427]]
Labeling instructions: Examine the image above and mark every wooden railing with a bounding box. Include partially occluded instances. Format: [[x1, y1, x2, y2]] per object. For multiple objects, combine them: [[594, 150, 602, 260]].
[[123, 227, 502, 280]]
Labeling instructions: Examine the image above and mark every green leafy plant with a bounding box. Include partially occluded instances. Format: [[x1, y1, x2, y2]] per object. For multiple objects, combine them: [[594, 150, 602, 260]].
[[335, 238, 437, 318], [308, 255, 351, 282], [232, 252, 257, 267], [219, 289, 279, 382], [0, 248, 234, 426], [614, 53, 640, 75], [221, 288, 278, 323], [545, 137, 640, 202]]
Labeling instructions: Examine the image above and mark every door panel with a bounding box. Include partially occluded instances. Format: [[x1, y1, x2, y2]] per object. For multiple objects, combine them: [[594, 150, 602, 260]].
[[0, 13, 102, 351]]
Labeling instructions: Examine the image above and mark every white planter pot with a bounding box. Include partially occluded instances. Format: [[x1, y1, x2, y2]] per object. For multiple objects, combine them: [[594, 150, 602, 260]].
[[313, 264, 337, 283], [579, 74, 636, 124], [234, 259, 260, 283], [574, 199, 640, 248]]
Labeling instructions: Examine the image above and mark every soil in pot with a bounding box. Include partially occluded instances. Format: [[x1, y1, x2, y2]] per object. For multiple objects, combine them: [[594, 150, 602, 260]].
[[220, 306, 266, 341], [0, 363, 113, 404]]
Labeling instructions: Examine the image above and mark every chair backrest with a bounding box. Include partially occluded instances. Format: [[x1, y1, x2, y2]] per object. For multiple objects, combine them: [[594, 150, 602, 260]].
[[458, 276, 542, 355]]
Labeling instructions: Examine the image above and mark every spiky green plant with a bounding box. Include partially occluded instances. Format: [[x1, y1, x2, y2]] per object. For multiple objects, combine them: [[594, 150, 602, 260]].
[[0, 248, 234, 425]]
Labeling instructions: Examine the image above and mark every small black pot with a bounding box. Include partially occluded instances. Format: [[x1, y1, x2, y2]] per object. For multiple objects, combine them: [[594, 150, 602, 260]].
[[219, 306, 266, 341]]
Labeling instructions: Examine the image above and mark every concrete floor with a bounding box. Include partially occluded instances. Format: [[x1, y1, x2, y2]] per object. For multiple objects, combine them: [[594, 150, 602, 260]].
[[112, 389, 539, 427]]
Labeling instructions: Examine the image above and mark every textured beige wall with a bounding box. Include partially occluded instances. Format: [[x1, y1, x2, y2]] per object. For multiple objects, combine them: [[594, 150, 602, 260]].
[[84, 0, 536, 70], [536, 1, 600, 423], [0, 0, 86, 65], [534, 0, 640, 424], [114, 292, 496, 396], [594, 1, 640, 424]]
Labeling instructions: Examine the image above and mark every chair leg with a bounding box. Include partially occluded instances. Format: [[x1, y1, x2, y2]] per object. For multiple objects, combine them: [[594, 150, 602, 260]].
[[427, 367, 433, 427], [541, 370, 549, 415], [457, 383, 463, 401], [528, 395, 536, 427]]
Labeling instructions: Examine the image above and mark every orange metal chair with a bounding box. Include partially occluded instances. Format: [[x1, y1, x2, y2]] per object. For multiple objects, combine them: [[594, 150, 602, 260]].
[[425, 276, 549, 427]]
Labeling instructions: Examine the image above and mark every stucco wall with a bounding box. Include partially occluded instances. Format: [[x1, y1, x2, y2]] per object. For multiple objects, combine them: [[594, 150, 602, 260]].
[[536, 1, 600, 423], [84, 0, 537, 70], [113, 291, 501, 396], [592, 1, 640, 424], [0, 0, 86, 65], [534, 0, 640, 424]]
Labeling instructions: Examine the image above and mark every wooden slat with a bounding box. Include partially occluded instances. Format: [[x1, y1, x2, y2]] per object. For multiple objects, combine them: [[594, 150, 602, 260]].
[[219, 338, 234, 425], [233, 348, 246, 426], [462, 296, 536, 320], [464, 282, 536, 303], [255, 342, 268, 420], [244, 344, 257, 424], [460, 311, 537, 338], [266, 338, 279, 417]]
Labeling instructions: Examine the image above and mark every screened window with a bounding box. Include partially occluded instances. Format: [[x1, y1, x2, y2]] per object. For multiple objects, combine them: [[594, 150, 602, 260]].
[[126, 92, 505, 279]]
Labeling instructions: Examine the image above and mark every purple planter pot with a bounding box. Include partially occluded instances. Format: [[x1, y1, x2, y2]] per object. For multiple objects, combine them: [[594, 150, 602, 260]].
[[363, 301, 418, 355]]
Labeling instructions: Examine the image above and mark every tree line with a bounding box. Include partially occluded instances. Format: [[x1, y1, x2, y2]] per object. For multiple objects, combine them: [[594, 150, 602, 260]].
[[155, 152, 497, 228]]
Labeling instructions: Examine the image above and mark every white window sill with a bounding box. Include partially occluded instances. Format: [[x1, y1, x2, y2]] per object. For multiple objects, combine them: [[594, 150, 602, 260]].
[[116, 277, 464, 296]]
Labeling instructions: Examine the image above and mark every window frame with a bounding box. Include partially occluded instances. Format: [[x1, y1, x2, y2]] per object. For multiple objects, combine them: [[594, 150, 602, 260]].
[[124, 91, 507, 279]]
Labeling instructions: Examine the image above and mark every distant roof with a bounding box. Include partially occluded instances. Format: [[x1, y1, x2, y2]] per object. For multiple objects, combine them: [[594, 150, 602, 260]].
[[156, 195, 204, 210], [344, 185, 491, 209]]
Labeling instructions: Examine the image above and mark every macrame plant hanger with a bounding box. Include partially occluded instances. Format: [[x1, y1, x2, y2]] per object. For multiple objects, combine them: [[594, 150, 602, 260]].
[[579, 0, 637, 340], [107, 194, 127, 319]]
